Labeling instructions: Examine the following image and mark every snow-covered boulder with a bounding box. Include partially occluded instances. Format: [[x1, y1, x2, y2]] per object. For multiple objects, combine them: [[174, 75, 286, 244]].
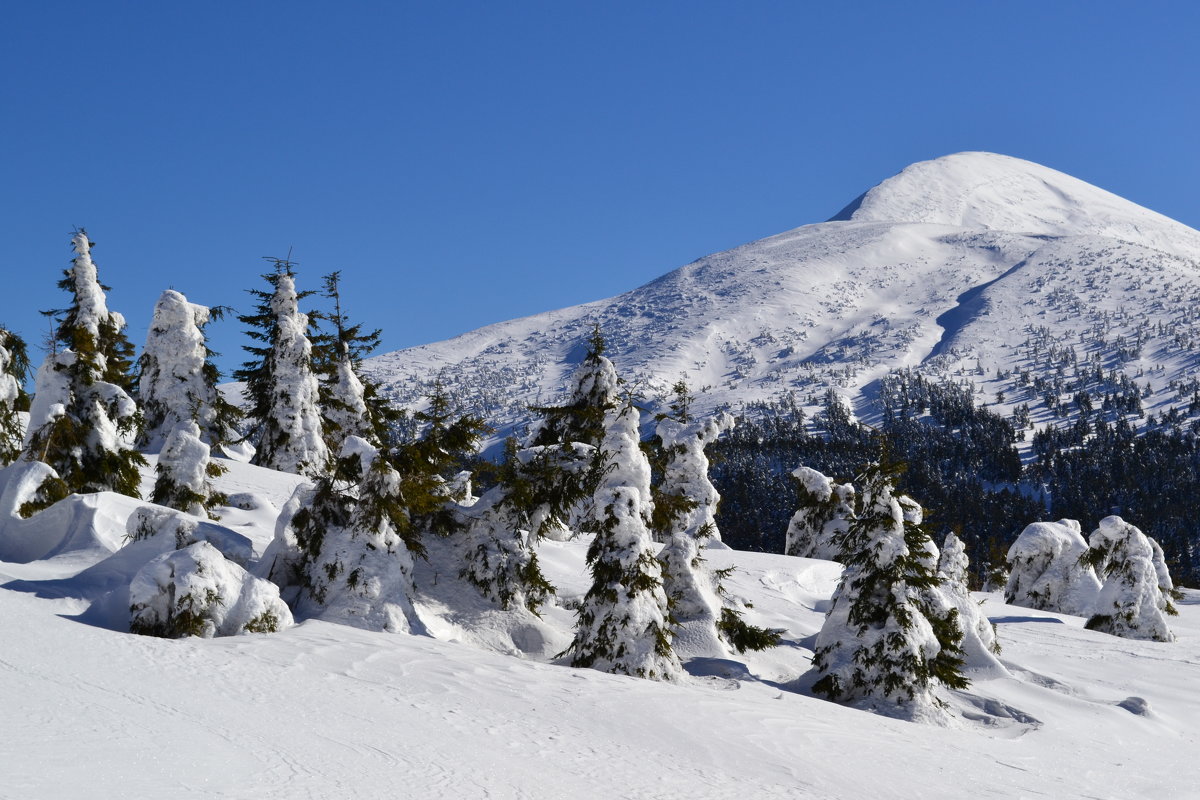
[[129, 542, 293, 638], [1005, 520, 1101, 616]]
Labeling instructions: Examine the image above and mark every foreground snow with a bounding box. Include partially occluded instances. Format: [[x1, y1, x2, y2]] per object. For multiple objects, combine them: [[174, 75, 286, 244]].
[[2, 458, 1199, 798]]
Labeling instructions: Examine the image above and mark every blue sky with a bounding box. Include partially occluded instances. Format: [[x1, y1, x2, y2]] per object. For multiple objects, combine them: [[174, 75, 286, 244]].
[[3, 2, 1198, 378]]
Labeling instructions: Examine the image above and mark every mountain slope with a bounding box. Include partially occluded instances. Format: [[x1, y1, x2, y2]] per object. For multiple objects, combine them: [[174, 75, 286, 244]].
[[365, 152, 1200, 445]]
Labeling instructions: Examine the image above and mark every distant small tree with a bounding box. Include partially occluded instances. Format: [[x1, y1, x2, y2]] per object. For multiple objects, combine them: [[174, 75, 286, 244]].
[[235, 258, 328, 477], [23, 230, 145, 507], [1084, 516, 1175, 642], [807, 461, 967, 720], [137, 289, 240, 451]]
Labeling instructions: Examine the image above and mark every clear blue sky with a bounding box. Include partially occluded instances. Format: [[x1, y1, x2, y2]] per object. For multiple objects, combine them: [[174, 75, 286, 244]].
[[3, 1, 1198, 378]]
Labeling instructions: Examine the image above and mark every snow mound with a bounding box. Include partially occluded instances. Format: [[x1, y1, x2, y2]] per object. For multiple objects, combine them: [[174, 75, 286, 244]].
[[835, 151, 1200, 254], [129, 541, 293, 638]]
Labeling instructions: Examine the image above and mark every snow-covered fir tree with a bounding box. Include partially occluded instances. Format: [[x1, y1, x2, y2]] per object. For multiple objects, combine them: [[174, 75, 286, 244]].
[[1083, 516, 1175, 642], [528, 325, 618, 449], [653, 396, 779, 655], [1004, 520, 1101, 616], [235, 260, 328, 477], [456, 440, 580, 614], [23, 230, 145, 507], [0, 326, 30, 466], [137, 289, 240, 451], [567, 401, 683, 681], [151, 421, 226, 518], [937, 532, 1004, 673], [283, 436, 426, 633], [784, 465, 857, 560], [312, 271, 399, 452], [807, 460, 967, 720], [1148, 536, 1183, 614]]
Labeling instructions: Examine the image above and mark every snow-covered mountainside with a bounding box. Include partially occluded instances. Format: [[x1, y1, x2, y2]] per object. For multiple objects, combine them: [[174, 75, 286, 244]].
[[366, 152, 1200, 444]]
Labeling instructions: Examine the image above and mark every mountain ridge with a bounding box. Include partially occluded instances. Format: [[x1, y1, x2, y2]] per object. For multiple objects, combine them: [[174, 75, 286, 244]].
[[364, 152, 1200, 449]]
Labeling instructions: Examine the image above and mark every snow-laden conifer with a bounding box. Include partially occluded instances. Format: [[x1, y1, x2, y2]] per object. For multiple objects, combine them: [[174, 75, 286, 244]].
[[568, 401, 682, 681], [528, 325, 618, 449], [653, 404, 780, 655], [312, 271, 399, 452], [0, 327, 30, 466], [287, 436, 426, 633], [235, 261, 328, 477], [137, 289, 239, 451], [1004, 520, 1101, 616], [1083, 516, 1175, 642], [807, 462, 967, 720], [1147, 536, 1183, 614], [457, 440, 586, 613], [130, 541, 292, 638], [938, 532, 1004, 673], [23, 231, 145, 506], [784, 466, 856, 560], [151, 421, 226, 518]]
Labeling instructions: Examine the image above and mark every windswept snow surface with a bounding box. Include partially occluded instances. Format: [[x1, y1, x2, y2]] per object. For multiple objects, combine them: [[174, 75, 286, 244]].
[[364, 151, 1200, 446], [2, 460, 1200, 798]]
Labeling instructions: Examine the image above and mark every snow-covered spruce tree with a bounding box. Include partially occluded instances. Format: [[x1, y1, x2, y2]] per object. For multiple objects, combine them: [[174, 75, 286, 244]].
[[521, 326, 621, 540], [130, 541, 293, 638], [937, 532, 1004, 671], [137, 289, 240, 451], [22, 230, 145, 507], [1082, 516, 1175, 642], [456, 438, 587, 613], [1004, 520, 1101, 616], [807, 460, 967, 719], [567, 401, 683, 681], [1148, 536, 1184, 614], [0, 326, 30, 465], [286, 436, 426, 633], [151, 421, 226, 518], [312, 271, 400, 452], [234, 259, 328, 477], [784, 465, 857, 560], [653, 394, 779, 654]]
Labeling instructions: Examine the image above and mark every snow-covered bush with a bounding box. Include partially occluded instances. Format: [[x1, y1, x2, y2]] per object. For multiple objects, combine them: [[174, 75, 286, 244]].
[[22, 231, 145, 505], [151, 421, 226, 517], [125, 504, 253, 566], [235, 264, 328, 478], [129, 541, 292, 638], [568, 402, 682, 681], [807, 463, 966, 720], [1083, 516, 1175, 642], [1148, 537, 1183, 614], [938, 532, 1004, 673], [1004, 520, 1100, 616], [137, 289, 240, 451], [784, 466, 856, 560]]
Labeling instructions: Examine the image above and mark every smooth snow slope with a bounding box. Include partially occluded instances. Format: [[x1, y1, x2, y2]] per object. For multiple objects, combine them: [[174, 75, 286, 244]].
[[2, 459, 1200, 798], [365, 152, 1200, 445]]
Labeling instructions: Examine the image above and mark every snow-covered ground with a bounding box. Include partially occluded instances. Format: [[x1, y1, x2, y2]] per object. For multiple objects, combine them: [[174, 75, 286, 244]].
[[2, 457, 1198, 799]]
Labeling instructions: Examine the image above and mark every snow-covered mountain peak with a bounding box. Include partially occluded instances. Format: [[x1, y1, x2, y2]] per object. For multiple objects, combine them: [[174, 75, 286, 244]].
[[833, 151, 1200, 254]]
